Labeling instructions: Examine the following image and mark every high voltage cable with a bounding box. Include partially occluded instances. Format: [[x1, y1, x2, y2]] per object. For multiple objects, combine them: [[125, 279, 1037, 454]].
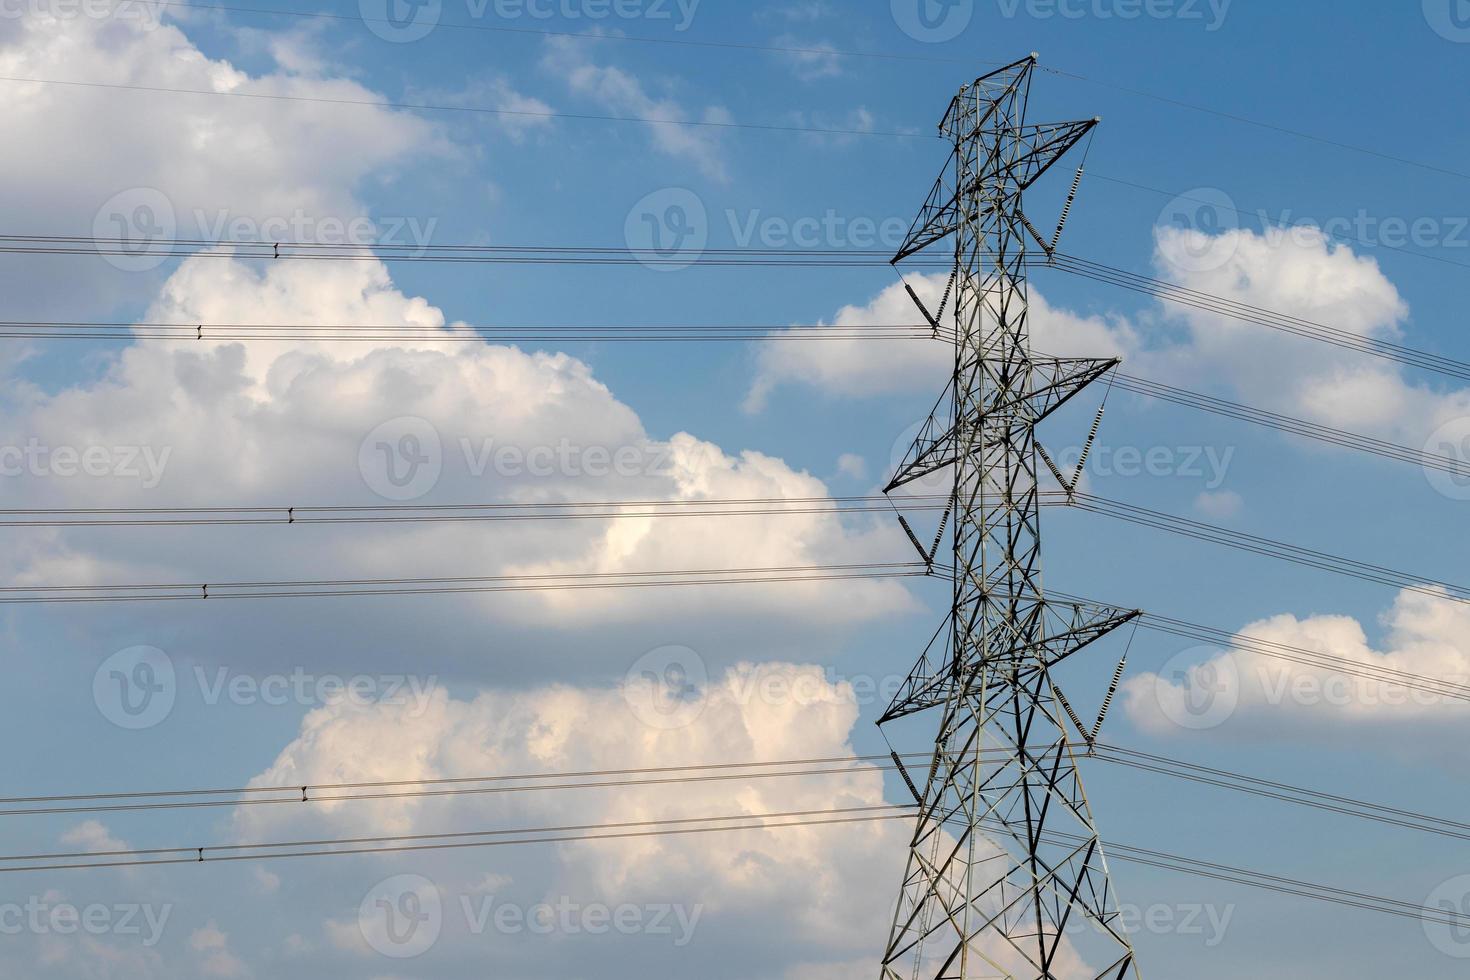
[[1091, 744, 1470, 844], [0, 751, 940, 818], [1131, 610, 1470, 702], [1037, 588, 1470, 704], [1059, 492, 1470, 607], [1081, 172, 1470, 272], [0, 484, 1457, 699], [0, 759, 931, 818], [0, 237, 953, 265], [1012, 821, 1470, 929], [1045, 253, 1470, 382], [10, 236, 1470, 390], [950, 333, 1470, 479], [11, 744, 1470, 853], [0, 320, 934, 343], [1037, 65, 1470, 183], [10, 491, 1470, 612], [24, 7, 1462, 184], [147, 1, 979, 66], [2, 800, 1461, 931], [0, 560, 927, 604], [0, 75, 929, 140], [1105, 373, 1470, 477], [0, 804, 919, 873], [0, 494, 949, 528]]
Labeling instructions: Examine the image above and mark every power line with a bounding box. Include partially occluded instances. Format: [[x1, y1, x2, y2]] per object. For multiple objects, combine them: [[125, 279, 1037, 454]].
[[153, 0, 978, 66], [1038, 65, 1470, 183], [1130, 609, 1470, 703], [0, 75, 930, 140], [0, 755, 935, 818], [949, 336, 1470, 480], [0, 237, 951, 265], [12, 235, 1470, 392], [1105, 372, 1470, 477], [1092, 744, 1470, 844], [1017, 821, 1470, 929], [1035, 588, 1470, 705], [0, 319, 935, 343], [0, 560, 928, 604], [1060, 491, 1470, 608], [1082, 172, 1470, 272], [1045, 253, 1470, 383], [63, 4, 1470, 185], [12, 742, 1470, 853], [0, 803, 918, 873], [1, 795, 1460, 931], [0, 493, 948, 528]]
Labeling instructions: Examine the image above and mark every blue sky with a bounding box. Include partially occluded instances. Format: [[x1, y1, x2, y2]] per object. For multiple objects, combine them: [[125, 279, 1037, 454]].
[[2, 1, 1470, 977]]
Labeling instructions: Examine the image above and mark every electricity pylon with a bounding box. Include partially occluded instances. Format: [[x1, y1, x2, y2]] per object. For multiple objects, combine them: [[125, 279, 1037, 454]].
[[880, 56, 1140, 980]]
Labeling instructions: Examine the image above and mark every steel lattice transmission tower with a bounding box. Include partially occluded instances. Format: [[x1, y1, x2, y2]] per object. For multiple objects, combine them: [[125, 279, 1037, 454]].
[[879, 56, 1141, 980]]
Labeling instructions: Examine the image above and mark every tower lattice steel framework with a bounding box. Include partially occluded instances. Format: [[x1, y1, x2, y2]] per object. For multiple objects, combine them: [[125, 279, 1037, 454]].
[[880, 55, 1141, 980]]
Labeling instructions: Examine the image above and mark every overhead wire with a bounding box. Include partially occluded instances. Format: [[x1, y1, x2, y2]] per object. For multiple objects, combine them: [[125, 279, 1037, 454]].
[[0, 560, 929, 604], [1, 796, 1460, 930]]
